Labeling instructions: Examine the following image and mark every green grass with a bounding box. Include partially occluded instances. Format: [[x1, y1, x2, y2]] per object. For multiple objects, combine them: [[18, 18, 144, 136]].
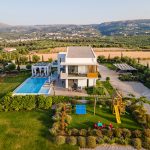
[[101, 81, 116, 97], [104, 63, 117, 70], [0, 73, 30, 98], [69, 105, 141, 130], [0, 110, 78, 150]]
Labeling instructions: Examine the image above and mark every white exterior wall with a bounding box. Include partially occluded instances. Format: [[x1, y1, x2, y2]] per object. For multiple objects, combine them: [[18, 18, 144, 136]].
[[89, 79, 96, 87], [66, 58, 97, 64], [65, 79, 68, 88], [57, 53, 66, 74], [78, 79, 87, 87], [78, 66, 88, 74]]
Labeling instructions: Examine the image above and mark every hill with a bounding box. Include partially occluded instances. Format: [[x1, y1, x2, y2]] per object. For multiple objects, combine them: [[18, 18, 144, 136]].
[[96, 19, 150, 36], [0, 19, 150, 40]]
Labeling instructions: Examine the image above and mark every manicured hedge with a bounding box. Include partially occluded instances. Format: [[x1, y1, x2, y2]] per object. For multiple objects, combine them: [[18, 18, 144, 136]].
[[0, 94, 52, 111]]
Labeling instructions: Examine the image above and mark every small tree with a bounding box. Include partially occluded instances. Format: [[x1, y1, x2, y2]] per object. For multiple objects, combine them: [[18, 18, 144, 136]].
[[48, 58, 53, 63], [32, 55, 40, 63], [97, 55, 106, 63], [42, 55, 44, 62]]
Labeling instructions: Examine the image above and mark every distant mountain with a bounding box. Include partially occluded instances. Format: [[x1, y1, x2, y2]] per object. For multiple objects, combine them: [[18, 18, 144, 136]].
[[0, 19, 150, 40], [96, 19, 150, 36], [0, 22, 11, 28]]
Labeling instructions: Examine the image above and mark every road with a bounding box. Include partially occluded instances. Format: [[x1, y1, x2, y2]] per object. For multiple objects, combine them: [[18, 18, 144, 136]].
[[98, 65, 150, 114]]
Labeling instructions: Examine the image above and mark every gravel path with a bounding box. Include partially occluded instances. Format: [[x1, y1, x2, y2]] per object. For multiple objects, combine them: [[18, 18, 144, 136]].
[[80, 144, 145, 150]]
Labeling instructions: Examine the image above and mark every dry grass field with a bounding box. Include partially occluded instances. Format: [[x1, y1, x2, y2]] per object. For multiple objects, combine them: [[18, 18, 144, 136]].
[[28, 47, 150, 61]]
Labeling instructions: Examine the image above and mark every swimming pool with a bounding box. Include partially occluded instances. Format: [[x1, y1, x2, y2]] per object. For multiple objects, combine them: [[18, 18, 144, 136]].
[[14, 77, 49, 95]]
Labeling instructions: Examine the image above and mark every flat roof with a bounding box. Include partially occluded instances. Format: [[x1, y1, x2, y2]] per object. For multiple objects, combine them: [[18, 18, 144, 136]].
[[67, 46, 95, 58], [33, 62, 50, 67], [114, 63, 137, 71]]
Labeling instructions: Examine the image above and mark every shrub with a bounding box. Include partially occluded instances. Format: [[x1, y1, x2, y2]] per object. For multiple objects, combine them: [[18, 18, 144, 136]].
[[26, 64, 31, 70], [45, 96, 52, 109], [65, 115, 72, 124], [106, 130, 113, 138], [132, 138, 142, 150], [142, 137, 150, 150], [71, 128, 79, 136], [52, 122, 60, 130], [52, 113, 61, 122], [79, 129, 87, 136], [55, 136, 66, 145], [95, 129, 103, 137], [122, 128, 131, 138], [97, 137, 104, 144], [0, 104, 3, 111], [106, 77, 110, 81], [23, 95, 36, 110], [103, 136, 110, 143], [37, 95, 46, 109], [49, 128, 58, 136], [115, 138, 128, 145], [87, 136, 97, 148], [10, 96, 22, 111], [2, 94, 12, 111], [67, 136, 77, 145], [109, 138, 115, 144], [132, 130, 142, 138], [78, 136, 86, 148], [113, 128, 122, 138], [6, 63, 16, 71], [144, 129, 150, 137]]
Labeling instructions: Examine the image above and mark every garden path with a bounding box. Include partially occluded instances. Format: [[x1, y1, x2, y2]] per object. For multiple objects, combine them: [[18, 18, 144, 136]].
[[80, 144, 145, 150]]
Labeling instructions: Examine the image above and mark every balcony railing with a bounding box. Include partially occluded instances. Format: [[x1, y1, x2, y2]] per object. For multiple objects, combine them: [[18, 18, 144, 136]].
[[87, 73, 98, 78], [61, 72, 98, 79]]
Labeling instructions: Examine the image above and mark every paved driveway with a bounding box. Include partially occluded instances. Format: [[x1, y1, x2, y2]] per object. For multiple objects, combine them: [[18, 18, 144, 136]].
[[98, 65, 150, 114]]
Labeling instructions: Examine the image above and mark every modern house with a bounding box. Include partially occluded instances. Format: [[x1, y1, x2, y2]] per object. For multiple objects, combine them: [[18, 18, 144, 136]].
[[58, 46, 98, 89]]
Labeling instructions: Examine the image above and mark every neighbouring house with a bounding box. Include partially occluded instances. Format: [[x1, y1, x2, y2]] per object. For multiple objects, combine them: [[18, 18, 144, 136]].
[[32, 62, 51, 77], [58, 46, 98, 89], [3, 47, 16, 52]]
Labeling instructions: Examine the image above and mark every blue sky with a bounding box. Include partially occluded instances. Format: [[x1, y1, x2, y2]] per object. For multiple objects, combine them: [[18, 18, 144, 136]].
[[0, 0, 150, 25]]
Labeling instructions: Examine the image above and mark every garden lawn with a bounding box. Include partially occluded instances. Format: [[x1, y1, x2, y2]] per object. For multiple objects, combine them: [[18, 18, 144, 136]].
[[0, 110, 78, 150], [0, 73, 30, 98], [101, 81, 116, 97], [69, 105, 141, 130]]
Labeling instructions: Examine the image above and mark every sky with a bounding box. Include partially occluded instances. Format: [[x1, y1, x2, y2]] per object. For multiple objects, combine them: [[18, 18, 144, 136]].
[[0, 0, 150, 25]]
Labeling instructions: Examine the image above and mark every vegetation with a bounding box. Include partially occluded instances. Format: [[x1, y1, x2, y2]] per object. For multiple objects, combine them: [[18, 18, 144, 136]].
[[69, 104, 141, 130], [0, 72, 30, 98], [0, 110, 78, 150], [49, 102, 150, 148], [0, 94, 52, 111], [97, 55, 150, 88], [85, 80, 111, 96]]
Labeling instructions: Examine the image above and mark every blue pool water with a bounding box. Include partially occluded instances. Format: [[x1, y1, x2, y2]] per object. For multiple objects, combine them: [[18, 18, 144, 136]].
[[15, 78, 48, 94]]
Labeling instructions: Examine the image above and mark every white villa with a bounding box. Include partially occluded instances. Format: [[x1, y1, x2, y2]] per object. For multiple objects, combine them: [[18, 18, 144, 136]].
[[58, 46, 98, 89]]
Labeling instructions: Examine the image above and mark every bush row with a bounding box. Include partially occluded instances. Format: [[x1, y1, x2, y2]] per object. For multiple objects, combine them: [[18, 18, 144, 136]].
[[54, 128, 150, 149], [0, 94, 113, 112], [0, 94, 52, 111]]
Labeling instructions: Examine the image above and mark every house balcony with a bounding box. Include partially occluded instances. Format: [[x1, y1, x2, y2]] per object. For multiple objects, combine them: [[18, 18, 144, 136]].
[[87, 72, 98, 78], [60, 71, 98, 79]]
